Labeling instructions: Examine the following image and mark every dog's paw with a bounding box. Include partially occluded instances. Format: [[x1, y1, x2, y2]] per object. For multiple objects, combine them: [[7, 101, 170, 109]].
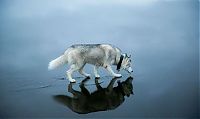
[[85, 74, 91, 77], [95, 74, 100, 79], [85, 76, 91, 79], [114, 74, 122, 78], [95, 76, 100, 79], [69, 79, 76, 83]]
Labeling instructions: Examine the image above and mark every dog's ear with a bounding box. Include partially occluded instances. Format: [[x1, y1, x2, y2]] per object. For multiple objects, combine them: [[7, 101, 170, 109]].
[[129, 55, 131, 58]]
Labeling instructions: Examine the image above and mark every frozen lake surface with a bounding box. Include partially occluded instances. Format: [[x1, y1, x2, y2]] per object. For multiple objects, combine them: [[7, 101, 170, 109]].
[[0, 48, 198, 118]]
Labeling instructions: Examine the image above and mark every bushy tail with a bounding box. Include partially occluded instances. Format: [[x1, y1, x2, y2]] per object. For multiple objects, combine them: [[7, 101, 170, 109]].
[[48, 55, 67, 70]]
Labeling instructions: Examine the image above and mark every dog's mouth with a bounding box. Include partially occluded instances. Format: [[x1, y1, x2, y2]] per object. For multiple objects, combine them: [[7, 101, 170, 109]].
[[127, 71, 132, 74], [127, 67, 133, 73]]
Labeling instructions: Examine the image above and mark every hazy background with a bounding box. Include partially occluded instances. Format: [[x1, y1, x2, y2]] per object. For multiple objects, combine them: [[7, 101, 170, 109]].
[[0, 0, 199, 118]]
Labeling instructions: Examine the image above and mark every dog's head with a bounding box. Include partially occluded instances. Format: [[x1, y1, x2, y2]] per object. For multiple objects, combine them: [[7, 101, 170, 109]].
[[120, 54, 133, 73], [117, 76, 133, 97]]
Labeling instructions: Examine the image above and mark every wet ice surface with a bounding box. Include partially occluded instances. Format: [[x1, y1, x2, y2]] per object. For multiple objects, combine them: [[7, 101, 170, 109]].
[[0, 62, 198, 118], [0, 0, 199, 118], [0, 70, 135, 118]]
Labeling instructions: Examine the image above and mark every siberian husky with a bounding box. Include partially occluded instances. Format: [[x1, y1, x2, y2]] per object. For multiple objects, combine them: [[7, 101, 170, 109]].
[[48, 44, 133, 82]]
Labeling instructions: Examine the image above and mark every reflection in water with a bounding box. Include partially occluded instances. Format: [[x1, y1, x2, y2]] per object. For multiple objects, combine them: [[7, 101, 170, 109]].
[[54, 77, 134, 114]]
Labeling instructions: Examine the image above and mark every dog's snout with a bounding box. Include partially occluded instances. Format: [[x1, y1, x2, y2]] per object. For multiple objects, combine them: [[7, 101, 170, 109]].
[[128, 67, 133, 73]]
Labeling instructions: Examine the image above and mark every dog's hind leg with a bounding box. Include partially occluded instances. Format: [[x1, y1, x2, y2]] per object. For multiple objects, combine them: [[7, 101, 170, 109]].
[[66, 64, 79, 83], [94, 65, 100, 79], [79, 84, 90, 96], [79, 65, 91, 78], [105, 64, 122, 78], [68, 83, 82, 98]]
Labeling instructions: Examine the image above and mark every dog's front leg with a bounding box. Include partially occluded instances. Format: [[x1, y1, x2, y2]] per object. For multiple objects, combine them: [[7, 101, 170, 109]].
[[105, 65, 122, 78], [94, 66, 100, 78], [95, 78, 103, 90], [107, 78, 117, 91]]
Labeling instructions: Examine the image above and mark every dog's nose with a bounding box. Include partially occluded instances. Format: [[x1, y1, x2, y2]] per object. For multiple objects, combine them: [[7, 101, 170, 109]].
[[131, 70, 133, 72]]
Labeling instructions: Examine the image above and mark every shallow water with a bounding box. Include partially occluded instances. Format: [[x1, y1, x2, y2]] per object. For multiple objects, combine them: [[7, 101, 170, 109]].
[[0, 0, 199, 118]]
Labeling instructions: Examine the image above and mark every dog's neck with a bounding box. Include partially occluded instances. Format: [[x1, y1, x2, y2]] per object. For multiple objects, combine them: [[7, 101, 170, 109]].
[[117, 82, 126, 96], [116, 55, 124, 71]]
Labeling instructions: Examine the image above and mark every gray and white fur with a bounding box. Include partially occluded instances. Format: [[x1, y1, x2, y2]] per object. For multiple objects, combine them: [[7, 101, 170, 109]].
[[48, 44, 133, 82]]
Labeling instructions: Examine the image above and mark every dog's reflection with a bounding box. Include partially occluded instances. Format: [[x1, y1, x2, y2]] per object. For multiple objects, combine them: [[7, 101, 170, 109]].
[[54, 77, 134, 114]]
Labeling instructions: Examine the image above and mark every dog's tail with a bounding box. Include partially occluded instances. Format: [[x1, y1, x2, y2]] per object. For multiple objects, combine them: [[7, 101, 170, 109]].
[[48, 54, 67, 70]]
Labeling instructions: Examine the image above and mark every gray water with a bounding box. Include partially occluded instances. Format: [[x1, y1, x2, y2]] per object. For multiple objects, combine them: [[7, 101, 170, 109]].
[[0, 0, 199, 118]]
